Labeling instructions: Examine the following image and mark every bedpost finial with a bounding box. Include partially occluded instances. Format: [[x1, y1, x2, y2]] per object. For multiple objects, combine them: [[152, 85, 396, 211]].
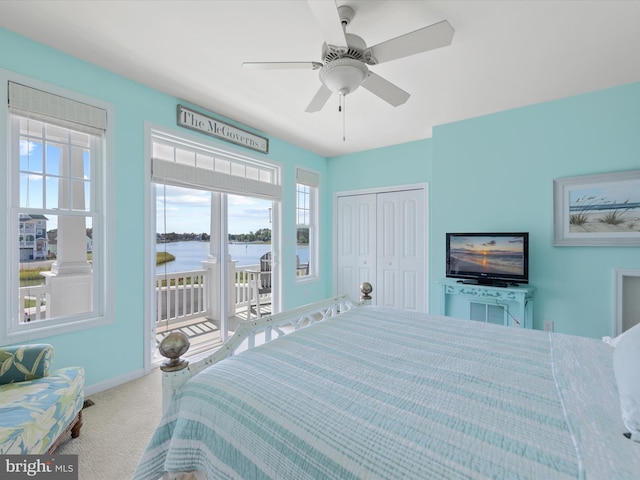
[[360, 282, 373, 304], [159, 331, 190, 372]]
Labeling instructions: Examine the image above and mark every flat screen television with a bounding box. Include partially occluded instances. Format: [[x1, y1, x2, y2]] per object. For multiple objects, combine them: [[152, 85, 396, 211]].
[[446, 232, 529, 286]]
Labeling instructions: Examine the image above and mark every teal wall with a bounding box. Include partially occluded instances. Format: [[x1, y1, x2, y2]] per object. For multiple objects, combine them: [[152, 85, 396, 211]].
[[430, 82, 640, 338], [327, 139, 433, 192], [0, 28, 330, 390], [328, 83, 640, 339]]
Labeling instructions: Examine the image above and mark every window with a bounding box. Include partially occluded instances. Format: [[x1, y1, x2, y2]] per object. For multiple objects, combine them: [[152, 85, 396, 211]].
[[295, 168, 319, 279], [3, 80, 112, 343], [147, 126, 282, 352], [150, 128, 280, 198]]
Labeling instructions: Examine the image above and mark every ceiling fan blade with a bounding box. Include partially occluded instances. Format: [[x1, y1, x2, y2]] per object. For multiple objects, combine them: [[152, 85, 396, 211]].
[[361, 72, 410, 107], [307, 0, 348, 47], [242, 62, 322, 70], [369, 20, 454, 64], [305, 84, 332, 112]]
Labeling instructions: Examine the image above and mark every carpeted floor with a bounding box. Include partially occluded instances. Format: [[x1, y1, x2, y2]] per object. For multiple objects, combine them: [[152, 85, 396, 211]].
[[56, 368, 163, 480]]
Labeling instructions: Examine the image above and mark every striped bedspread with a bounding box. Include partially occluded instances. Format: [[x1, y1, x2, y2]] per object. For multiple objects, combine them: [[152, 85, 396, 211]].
[[135, 306, 640, 479]]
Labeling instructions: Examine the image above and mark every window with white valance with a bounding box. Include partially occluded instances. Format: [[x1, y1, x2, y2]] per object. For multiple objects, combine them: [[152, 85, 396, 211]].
[[4, 79, 113, 343], [150, 129, 281, 200], [147, 126, 282, 361]]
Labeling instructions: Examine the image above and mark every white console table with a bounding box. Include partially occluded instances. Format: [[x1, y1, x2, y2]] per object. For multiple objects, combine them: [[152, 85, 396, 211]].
[[439, 279, 535, 329]]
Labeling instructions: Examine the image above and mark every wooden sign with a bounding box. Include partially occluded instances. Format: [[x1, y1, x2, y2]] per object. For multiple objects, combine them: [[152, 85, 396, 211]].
[[177, 105, 269, 154]]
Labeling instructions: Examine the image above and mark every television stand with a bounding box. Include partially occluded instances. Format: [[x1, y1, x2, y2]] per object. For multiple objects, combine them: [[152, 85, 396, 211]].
[[439, 279, 535, 328]]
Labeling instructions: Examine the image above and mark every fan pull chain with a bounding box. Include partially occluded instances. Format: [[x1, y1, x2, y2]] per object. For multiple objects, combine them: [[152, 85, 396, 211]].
[[341, 94, 346, 141]]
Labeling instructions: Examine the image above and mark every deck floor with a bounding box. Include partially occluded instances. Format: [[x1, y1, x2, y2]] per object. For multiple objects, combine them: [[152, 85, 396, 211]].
[[155, 303, 272, 359]]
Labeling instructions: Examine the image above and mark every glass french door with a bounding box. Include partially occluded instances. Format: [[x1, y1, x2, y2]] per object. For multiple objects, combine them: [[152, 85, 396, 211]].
[[151, 184, 276, 362]]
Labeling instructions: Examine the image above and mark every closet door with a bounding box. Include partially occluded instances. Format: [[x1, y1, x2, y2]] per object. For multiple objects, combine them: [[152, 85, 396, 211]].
[[336, 194, 377, 303], [376, 189, 425, 311], [336, 187, 427, 311]]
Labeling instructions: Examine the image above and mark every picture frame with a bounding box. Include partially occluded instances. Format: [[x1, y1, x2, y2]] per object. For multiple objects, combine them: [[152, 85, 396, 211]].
[[553, 170, 640, 246]]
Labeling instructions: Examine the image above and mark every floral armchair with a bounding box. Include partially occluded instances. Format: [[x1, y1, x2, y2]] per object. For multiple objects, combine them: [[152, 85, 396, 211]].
[[0, 344, 85, 454]]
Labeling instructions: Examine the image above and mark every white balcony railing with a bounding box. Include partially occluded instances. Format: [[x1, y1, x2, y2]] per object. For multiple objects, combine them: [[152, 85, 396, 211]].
[[155, 269, 207, 328], [18, 262, 271, 327], [20, 283, 49, 323], [154, 263, 271, 326]]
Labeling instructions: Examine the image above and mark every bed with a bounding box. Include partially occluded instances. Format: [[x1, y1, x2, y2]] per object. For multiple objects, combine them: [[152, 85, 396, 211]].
[[135, 295, 640, 479]]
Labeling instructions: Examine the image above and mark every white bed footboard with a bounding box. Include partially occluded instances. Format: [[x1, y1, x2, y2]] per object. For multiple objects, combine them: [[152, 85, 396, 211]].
[[159, 294, 358, 410]]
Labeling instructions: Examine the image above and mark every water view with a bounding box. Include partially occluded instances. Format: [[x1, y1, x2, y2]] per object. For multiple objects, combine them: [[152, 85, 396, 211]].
[[156, 241, 309, 273]]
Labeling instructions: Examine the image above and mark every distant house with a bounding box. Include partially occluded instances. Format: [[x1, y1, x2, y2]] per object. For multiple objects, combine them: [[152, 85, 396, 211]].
[[45, 230, 93, 257], [19, 214, 48, 261]]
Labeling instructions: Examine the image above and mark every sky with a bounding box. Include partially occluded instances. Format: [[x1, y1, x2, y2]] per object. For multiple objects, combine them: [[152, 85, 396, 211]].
[[569, 182, 640, 207], [156, 184, 272, 235]]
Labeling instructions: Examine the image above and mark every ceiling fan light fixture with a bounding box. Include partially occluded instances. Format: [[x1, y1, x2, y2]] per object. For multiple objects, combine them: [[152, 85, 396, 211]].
[[319, 58, 369, 96]]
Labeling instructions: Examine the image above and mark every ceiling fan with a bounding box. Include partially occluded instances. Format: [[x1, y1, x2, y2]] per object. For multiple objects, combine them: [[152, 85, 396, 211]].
[[242, 1, 454, 113]]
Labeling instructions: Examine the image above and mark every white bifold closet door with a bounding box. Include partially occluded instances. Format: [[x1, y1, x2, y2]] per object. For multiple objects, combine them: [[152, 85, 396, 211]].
[[336, 187, 426, 312]]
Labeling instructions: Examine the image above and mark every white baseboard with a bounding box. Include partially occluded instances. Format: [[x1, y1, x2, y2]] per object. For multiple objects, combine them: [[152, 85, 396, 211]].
[[84, 367, 147, 397]]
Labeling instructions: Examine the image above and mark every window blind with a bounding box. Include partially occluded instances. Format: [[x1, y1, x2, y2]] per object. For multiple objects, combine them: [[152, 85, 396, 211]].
[[8, 81, 107, 135], [296, 168, 319, 188], [151, 128, 281, 200], [152, 158, 282, 200]]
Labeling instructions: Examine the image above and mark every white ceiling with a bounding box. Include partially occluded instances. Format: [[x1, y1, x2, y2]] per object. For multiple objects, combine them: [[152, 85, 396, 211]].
[[1, 1, 640, 157]]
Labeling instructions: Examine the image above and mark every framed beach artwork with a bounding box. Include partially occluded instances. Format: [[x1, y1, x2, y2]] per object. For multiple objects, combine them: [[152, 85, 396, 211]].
[[553, 170, 640, 246]]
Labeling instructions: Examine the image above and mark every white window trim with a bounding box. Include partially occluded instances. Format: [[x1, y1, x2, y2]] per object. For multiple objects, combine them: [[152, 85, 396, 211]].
[[1, 70, 115, 344], [143, 122, 282, 371], [295, 166, 320, 283]]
